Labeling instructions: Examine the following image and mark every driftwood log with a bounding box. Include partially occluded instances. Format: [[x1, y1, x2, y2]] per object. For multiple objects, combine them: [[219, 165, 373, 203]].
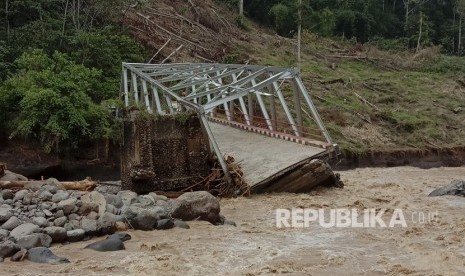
[[251, 159, 343, 193], [0, 177, 96, 191], [0, 163, 5, 177]]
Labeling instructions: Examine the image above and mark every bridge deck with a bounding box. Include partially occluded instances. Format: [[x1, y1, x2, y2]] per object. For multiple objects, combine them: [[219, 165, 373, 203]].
[[209, 123, 328, 188]]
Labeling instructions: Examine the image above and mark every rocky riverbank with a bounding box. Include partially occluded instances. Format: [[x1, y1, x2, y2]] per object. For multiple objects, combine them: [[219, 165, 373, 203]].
[[0, 172, 233, 263]]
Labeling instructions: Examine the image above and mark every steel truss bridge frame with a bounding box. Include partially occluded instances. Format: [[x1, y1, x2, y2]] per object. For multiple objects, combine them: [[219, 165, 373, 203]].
[[121, 62, 337, 182]]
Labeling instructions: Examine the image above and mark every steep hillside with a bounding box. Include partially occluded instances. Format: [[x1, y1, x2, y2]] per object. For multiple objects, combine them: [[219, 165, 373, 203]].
[[122, 0, 465, 158]]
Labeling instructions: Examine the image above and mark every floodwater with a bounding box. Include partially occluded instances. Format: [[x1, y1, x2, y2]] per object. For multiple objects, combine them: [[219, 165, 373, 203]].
[[3, 166, 465, 275]]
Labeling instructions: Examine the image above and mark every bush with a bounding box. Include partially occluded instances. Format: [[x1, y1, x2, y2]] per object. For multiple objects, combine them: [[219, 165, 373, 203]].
[[0, 49, 114, 152]]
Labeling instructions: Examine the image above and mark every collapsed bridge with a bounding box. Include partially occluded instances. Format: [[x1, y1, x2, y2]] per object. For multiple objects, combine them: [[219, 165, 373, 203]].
[[121, 62, 339, 193]]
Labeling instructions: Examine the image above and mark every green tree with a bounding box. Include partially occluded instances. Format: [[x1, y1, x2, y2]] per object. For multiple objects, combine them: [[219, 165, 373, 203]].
[[0, 49, 111, 152]]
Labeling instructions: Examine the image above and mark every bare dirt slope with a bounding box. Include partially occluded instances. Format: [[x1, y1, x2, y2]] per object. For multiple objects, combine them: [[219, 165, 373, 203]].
[[3, 166, 465, 275]]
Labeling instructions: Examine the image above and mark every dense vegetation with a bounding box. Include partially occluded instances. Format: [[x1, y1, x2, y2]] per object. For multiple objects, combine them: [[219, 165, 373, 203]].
[[237, 0, 465, 55], [0, 0, 146, 152]]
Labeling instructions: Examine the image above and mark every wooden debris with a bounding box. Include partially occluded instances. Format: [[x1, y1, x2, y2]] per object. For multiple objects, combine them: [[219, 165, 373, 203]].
[[177, 154, 249, 197], [0, 177, 96, 191]]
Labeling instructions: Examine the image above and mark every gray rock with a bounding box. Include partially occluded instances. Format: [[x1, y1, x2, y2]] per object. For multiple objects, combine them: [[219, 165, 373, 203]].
[[58, 198, 77, 215], [80, 218, 100, 235], [68, 213, 79, 221], [10, 223, 39, 240], [27, 247, 69, 264], [0, 171, 27, 181], [52, 190, 69, 203], [81, 191, 106, 217], [104, 194, 124, 208], [54, 210, 65, 218], [149, 193, 168, 202], [0, 208, 13, 223], [3, 199, 13, 205], [54, 217, 67, 227], [32, 217, 49, 228], [44, 178, 65, 190], [43, 184, 59, 194], [155, 218, 174, 230], [79, 203, 99, 216], [10, 248, 27, 262], [117, 190, 137, 206], [131, 209, 158, 230], [105, 204, 118, 215], [39, 190, 53, 201], [98, 212, 116, 235], [173, 220, 190, 229], [44, 226, 67, 243], [137, 195, 155, 206], [13, 190, 28, 202], [64, 220, 80, 231], [0, 229, 9, 240], [22, 193, 33, 205], [16, 233, 52, 249], [169, 191, 220, 224], [35, 211, 45, 218], [1, 190, 14, 200], [87, 211, 98, 220], [0, 240, 20, 258], [24, 181, 45, 192], [67, 229, 85, 242], [43, 209, 53, 217], [429, 179, 465, 197]]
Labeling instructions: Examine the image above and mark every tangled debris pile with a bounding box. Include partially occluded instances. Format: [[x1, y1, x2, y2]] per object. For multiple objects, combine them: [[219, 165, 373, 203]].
[[0, 169, 234, 264], [181, 155, 249, 198]]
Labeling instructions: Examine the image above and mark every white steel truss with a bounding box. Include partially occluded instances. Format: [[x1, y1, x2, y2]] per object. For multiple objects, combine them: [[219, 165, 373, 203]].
[[121, 63, 337, 182]]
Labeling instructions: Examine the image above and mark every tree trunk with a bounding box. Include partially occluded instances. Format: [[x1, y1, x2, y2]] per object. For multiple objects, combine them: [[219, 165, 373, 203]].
[[61, 0, 69, 46], [0, 178, 97, 191], [416, 13, 423, 53], [459, 14, 462, 55], [5, 0, 9, 42], [238, 0, 243, 25]]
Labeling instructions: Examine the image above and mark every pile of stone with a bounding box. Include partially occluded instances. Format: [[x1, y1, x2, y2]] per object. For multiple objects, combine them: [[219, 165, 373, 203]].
[[0, 177, 233, 263]]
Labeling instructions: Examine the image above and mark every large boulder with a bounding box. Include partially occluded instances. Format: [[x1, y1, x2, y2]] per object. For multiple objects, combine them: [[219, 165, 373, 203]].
[[10, 223, 40, 240], [429, 179, 465, 196], [44, 226, 67, 243], [81, 191, 106, 217], [0, 208, 13, 223], [169, 191, 220, 224], [0, 240, 20, 258], [16, 233, 52, 249], [0, 170, 27, 181]]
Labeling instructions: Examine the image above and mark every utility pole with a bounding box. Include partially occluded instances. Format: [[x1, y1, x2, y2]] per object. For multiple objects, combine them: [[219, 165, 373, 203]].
[[297, 0, 302, 74]]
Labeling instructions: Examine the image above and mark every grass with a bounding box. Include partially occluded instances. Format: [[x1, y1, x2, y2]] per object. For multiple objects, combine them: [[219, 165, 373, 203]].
[[251, 39, 465, 155]]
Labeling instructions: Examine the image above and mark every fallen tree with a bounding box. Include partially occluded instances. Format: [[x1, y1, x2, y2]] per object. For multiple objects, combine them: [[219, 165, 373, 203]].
[[0, 177, 96, 191]]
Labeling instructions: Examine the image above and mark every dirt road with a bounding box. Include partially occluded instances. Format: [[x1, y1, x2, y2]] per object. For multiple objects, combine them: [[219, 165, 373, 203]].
[[3, 166, 465, 275]]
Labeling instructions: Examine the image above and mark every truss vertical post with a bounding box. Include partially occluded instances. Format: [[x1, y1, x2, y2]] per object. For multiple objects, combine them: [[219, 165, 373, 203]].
[[131, 72, 140, 105], [142, 80, 152, 113], [122, 67, 129, 106], [267, 85, 277, 131], [251, 78, 273, 130], [199, 112, 232, 184], [152, 86, 163, 114], [295, 76, 333, 144], [232, 73, 251, 125], [292, 79, 304, 135]]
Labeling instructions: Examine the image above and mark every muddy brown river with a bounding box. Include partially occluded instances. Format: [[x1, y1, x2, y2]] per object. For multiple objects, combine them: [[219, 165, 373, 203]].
[[3, 166, 465, 275]]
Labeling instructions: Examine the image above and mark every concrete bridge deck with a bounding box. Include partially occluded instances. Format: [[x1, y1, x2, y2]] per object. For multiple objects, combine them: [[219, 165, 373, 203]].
[[210, 123, 329, 189]]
